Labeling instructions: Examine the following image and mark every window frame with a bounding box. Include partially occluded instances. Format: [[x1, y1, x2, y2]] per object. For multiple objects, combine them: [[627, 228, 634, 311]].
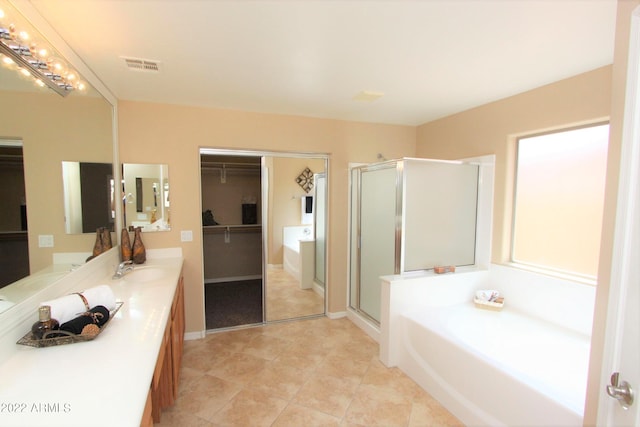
[[509, 121, 609, 284]]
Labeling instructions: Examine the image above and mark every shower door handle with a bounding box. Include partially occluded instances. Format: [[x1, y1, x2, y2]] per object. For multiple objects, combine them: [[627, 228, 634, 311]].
[[606, 372, 634, 409]]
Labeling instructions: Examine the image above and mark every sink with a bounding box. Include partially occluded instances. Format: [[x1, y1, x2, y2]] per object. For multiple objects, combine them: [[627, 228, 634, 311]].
[[123, 266, 167, 283]]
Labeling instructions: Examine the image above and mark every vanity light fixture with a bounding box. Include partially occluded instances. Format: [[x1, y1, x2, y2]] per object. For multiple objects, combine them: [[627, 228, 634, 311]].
[[0, 6, 84, 97]]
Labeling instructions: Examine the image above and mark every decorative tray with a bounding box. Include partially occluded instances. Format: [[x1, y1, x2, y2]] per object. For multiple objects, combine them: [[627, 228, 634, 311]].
[[473, 297, 504, 311], [17, 301, 124, 348]]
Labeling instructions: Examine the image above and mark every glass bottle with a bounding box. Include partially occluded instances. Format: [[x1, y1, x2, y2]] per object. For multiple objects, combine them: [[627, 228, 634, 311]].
[[32, 305, 59, 340], [132, 227, 146, 264]]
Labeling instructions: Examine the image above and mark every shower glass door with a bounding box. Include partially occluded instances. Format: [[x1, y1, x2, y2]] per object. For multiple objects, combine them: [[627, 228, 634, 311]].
[[350, 163, 398, 323]]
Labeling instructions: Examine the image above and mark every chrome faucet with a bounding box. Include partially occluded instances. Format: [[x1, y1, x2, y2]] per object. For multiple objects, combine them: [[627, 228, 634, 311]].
[[112, 260, 134, 279]]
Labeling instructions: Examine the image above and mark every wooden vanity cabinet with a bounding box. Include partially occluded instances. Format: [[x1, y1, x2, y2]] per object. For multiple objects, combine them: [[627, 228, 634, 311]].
[[140, 390, 153, 427], [170, 276, 185, 399], [144, 275, 185, 426]]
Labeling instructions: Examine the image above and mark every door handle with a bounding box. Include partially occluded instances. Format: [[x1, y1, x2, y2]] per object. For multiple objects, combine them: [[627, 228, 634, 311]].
[[606, 372, 634, 409]]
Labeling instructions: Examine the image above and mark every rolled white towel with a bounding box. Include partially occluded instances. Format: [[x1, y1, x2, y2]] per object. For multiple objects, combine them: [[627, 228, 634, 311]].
[[81, 285, 117, 311], [40, 285, 116, 325], [475, 289, 500, 302]]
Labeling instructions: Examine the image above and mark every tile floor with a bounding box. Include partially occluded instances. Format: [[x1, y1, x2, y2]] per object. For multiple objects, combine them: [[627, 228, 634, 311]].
[[265, 266, 324, 322], [157, 316, 462, 426]]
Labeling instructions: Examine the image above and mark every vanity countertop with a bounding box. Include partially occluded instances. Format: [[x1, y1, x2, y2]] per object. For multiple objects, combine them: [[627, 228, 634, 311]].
[[0, 255, 183, 427]]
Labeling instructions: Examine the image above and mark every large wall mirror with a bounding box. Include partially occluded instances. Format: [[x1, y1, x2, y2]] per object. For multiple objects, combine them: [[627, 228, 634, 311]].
[[0, 0, 115, 313], [122, 163, 170, 232]]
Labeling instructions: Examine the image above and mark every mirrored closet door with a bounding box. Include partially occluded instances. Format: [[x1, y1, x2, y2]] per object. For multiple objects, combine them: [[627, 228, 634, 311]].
[[200, 149, 327, 330]]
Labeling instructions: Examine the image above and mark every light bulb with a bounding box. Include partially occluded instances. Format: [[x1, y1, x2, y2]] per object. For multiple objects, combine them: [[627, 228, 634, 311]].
[[77, 82, 86, 91], [38, 48, 47, 58], [35, 79, 45, 87], [54, 62, 62, 71], [20, 68, 29, 76], [18, 30, 28, 41], [66, 72, 75, 80], [0, 9, 5, 19], [2, 56, 13, 65]]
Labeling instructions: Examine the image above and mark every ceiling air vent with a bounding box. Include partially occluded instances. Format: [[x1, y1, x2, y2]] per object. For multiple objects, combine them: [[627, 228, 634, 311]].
[[353, 90, 384, 102], [122, 57, 160, 73]]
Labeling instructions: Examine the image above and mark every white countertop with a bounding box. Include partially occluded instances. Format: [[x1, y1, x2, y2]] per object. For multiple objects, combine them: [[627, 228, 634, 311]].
[[0, 255, 183, 427]]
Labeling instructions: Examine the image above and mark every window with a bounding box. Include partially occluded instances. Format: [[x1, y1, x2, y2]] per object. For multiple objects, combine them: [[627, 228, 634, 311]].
[[511, 123, 609, 280]]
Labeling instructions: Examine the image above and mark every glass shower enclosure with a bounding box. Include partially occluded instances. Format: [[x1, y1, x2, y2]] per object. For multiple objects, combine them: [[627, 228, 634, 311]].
[[349, 158, 480, 324]]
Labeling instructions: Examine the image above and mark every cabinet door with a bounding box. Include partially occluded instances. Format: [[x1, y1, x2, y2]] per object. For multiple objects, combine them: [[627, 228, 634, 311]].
[[151, 319, 172, 423]]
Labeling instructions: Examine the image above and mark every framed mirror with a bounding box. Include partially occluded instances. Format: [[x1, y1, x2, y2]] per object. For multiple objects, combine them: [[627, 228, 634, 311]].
[[122, 164, 170, 232], [0, 0, 116, 313]]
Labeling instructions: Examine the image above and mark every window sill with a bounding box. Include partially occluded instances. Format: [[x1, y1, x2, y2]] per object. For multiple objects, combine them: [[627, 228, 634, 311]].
[[502, 262, 597, 287]]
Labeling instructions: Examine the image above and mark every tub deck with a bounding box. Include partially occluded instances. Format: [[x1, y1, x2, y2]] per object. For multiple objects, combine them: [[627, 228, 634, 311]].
[[401, 303, 590, 426]]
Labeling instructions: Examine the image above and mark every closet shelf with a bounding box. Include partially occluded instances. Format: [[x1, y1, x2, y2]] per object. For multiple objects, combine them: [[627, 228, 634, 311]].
[[0, 231, 28, 242], [203, 225, 261, 234]]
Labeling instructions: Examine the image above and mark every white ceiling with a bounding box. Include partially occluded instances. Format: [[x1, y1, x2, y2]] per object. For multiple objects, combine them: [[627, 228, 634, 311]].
[[27, 0, 617, 126]]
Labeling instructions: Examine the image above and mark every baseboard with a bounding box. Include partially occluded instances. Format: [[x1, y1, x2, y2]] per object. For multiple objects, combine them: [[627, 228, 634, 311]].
[[185, 330, 205, 341], [326, 310, 346, 319], [312, 281, 325, 297], [347, 309, 380, 343]]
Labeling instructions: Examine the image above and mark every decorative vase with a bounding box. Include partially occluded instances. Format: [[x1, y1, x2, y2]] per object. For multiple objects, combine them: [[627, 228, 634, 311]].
[[120, 228, 132, 262], [91, 227, 104, 258], [131, 227, 146, 264], [102, 228, 112, 251]]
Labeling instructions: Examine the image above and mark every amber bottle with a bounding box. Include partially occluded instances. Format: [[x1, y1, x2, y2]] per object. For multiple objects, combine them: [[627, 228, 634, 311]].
[[31, 305, 60, 340]]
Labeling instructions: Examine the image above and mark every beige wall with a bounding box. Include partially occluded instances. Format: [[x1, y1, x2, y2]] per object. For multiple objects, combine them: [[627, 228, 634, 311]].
[[415, 66, 612, 266], [1, 90, 113, 272], [117, 100, 416, 334]]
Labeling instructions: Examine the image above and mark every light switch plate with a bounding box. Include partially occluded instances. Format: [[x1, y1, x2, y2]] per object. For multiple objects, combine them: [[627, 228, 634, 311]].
[[38, 234, 54, 248], [180, 230, 193, 242]]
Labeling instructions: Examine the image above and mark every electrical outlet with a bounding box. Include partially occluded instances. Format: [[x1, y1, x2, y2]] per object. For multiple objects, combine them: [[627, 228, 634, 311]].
[[38, 234, 54, 248], [180, 230, 193, 242]]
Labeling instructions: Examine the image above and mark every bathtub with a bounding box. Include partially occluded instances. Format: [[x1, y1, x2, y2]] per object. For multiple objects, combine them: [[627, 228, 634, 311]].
[[380, 264, 595, 426], [282, 226, 315, 289]]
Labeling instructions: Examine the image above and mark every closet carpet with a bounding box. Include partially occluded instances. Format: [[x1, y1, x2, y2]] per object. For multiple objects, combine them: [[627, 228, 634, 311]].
[[205, 280, 263, 329]]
